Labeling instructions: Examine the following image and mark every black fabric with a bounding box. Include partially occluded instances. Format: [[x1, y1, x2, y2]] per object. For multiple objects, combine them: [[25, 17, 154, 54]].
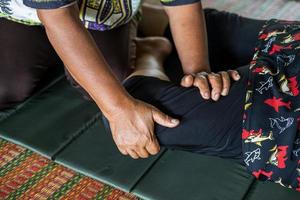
[[0, 18, 63, 110], [160, 0, 200, 6], [123, 65, 249, 160], [23, 0, 76, 9], [164, 9, 266, 83]]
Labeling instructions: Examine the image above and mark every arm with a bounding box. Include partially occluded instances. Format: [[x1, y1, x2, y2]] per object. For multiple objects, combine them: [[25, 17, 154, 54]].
[[164, 2, 209, 74], [37, 4, 179, 158], [163, 2, 240, 101], [37, 5, 130, 118]]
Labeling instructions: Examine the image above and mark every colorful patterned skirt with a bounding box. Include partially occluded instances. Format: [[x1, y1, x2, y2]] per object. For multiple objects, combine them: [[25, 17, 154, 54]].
[[242, 19, 300, 191]]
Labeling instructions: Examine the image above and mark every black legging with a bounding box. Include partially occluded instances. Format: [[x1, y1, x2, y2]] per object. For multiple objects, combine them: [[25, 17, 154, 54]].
[[123, 65, 249, 160]]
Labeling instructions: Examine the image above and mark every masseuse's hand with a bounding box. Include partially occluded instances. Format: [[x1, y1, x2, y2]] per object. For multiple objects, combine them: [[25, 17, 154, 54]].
[[108, 99, 179, 159], [181, 70, 240, 101]]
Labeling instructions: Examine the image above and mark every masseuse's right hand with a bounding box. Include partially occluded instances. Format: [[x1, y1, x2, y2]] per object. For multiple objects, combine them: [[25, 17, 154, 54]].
[[108, 99, 180, 159]]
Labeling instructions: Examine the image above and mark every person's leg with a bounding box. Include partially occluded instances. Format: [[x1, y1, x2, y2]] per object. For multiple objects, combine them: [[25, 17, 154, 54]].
[[0, 18, 63, 110], [126, 37, 172, 81], [123, 37, 248, 159], [163, 9, 266, 82]]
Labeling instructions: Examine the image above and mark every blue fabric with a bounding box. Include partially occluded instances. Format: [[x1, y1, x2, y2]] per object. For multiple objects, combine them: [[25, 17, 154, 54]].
[[23, 0, 76, 9], [160, 0, 200, 6]]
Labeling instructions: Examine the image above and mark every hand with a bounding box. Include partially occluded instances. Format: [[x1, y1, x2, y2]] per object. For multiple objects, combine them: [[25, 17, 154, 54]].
[[108, 99, 180, 159], [180, 70, 240, 101]]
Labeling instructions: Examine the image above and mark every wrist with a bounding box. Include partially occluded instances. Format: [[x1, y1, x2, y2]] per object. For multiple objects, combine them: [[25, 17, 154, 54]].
[[183, 64, 211, 75], [96, 93, 135, 121]]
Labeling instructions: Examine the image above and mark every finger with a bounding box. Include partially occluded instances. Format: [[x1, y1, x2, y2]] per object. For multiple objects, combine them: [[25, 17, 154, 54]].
[[117, 146, 128, 156], [228, 70, 240, 81], [208, 73, 222, 101], [136, 147, 150, 158], [127, 149, 139, 159], [193, 74, 210, 99], [152, 108, 179, 128], [180, 75, 194, 87], [219, 71, 230, 96], [145, 139, 160, 155]]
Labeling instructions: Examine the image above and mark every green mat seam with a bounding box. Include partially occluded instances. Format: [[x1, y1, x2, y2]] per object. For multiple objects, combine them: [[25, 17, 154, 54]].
[[51, 112, 102, 160], [52, 114, 167, 195], [129, 148, 167, 193]]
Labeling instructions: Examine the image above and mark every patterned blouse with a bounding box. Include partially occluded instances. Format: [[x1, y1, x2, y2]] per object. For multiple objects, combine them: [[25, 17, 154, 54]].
[[0, 0, 200, 31]]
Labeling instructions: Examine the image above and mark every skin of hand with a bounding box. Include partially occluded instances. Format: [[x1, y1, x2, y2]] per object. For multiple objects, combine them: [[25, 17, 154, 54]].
[[110, 99, 179, 159], [164, 2, 240, 101], [181, 70, 240, 101], [37, 4, 179, 159]]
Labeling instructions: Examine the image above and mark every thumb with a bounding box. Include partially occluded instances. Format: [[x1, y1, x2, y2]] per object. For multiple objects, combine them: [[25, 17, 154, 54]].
[[228, 70, 240, 81], [181, 74, 194, 87], [152, 108, 180, 128]]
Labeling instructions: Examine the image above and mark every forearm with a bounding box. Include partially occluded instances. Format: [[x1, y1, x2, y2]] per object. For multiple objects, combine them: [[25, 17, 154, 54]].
[[37, 5, 132, 118], [164, 2, 210, 74]]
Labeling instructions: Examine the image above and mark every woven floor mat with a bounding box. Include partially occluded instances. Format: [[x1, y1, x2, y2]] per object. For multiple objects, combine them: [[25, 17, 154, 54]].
[[0, 139, 139, 200]]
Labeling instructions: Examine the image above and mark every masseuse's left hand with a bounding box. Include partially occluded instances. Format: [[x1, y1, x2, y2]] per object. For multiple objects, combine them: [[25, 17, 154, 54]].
[[181, 70, 240, 101]]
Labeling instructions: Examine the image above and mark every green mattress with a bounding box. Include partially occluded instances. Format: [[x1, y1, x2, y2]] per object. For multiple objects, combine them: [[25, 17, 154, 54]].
[[0, 74, 299, 200]]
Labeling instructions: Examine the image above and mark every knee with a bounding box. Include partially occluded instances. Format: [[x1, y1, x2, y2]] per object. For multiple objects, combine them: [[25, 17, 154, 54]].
[[0, 82, 33, 110]]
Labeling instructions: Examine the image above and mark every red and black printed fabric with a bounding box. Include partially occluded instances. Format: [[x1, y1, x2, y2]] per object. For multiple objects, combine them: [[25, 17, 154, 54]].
[[242, 19, 300, 191]]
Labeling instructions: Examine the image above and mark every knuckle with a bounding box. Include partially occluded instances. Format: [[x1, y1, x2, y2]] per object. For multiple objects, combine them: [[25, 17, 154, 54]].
[[198, 74, 207, 79], [196, 78, 207, 86], [221, 72, 230, 79], [196, 73, 207, 80], [208, 74, 220, 81], [193, 79, 201, 87]]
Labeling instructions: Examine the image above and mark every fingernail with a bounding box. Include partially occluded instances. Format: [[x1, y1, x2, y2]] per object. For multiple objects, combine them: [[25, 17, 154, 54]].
[[204, 92, 210, 99], [171, 119, 179, 124], [214, 93, 220, 100], [221, 90, 228, 96]]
